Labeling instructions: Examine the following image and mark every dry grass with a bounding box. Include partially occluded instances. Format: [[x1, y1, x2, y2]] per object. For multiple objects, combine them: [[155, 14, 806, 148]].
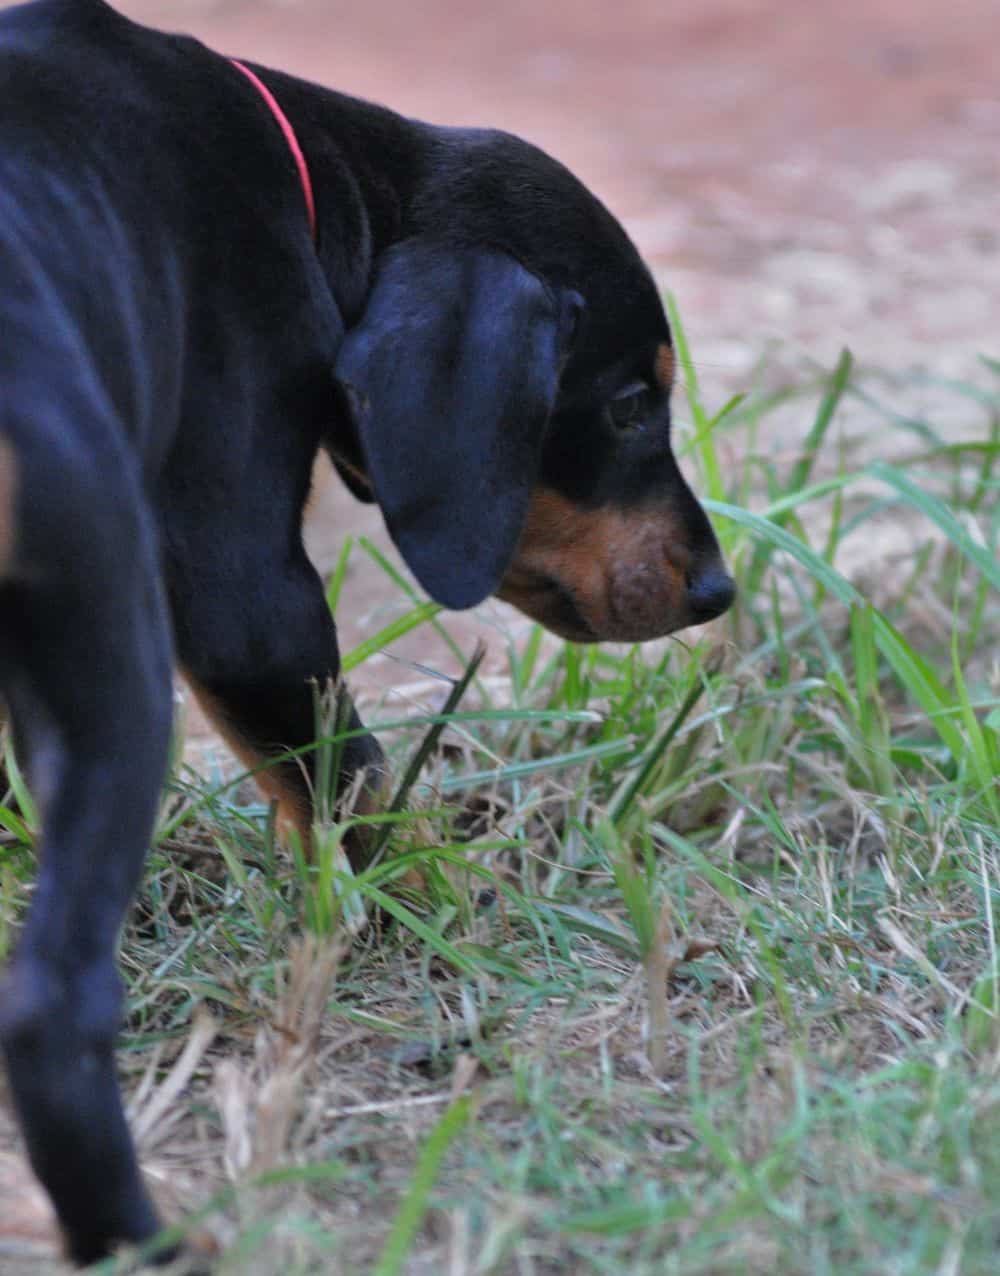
[[1, 339, 998, 1274]]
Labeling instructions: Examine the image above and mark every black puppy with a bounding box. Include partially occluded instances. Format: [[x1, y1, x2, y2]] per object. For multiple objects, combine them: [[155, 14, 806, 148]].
[[0, 0, 733, 1262]]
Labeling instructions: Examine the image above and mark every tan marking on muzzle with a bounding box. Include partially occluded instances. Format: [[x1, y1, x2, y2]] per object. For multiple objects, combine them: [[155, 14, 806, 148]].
[[0, 438, 17, 577], [498, 488, 690, 642], [654, 343, 675, 391]]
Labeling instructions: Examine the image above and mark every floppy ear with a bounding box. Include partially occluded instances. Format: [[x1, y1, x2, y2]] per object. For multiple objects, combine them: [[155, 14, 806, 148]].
[[334, 237, 581, 609]]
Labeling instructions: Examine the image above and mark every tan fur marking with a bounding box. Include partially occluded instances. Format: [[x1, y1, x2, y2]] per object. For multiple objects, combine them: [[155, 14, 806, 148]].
[[654, 343, 675, 391], [185, 678, 315, 855], [337, 456, 371, 487], [0, 438, 17, 577], [499, 488, 688, 642], [184, 677, 395, 876]]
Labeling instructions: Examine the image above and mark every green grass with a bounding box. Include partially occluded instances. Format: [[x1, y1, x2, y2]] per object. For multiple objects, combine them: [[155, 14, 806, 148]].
[[1, 321, 998, 1274]]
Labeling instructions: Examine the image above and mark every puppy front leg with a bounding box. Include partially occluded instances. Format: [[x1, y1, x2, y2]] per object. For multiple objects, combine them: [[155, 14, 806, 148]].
[[176, 553, 386, 872]]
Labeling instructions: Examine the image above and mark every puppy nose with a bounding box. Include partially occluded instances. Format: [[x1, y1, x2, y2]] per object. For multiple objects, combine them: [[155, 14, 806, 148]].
[[686, 562, 736, 622]]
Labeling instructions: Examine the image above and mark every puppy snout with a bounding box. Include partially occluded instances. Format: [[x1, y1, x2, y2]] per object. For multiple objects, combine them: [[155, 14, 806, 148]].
[[685, 561, 736, 622]]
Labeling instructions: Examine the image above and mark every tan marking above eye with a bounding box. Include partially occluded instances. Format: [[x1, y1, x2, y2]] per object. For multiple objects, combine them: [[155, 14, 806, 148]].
[[0, 437, 17, 577], [654, 343, 675, 391]]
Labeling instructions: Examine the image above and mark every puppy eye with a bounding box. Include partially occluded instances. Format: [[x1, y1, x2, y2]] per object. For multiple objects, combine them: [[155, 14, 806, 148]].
[[606, 382, 651, 431]]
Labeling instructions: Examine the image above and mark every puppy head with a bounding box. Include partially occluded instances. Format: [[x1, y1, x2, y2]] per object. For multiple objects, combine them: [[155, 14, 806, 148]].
[[334, 134, 733, 641], [496, 337, 733, 642]]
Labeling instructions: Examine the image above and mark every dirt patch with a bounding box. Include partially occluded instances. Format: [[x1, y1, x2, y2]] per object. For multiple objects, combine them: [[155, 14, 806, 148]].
[[121, 0, 998, 372]]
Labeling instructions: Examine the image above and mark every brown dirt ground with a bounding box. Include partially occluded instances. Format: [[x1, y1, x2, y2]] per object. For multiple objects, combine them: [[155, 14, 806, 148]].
[[1, 0, 998, 1262]]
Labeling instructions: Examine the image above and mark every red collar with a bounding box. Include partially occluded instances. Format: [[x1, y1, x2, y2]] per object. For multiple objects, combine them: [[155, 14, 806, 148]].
[[231, 59, 317, 242]]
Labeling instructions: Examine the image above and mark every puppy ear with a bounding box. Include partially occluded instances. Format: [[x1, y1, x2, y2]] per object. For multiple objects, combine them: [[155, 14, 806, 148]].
[[335, 238, 582, 609]]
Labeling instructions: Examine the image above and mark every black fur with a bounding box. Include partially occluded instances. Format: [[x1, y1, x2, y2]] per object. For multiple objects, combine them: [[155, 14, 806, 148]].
[[0, 0, 733, 1261], [336, 240, 583, 607]]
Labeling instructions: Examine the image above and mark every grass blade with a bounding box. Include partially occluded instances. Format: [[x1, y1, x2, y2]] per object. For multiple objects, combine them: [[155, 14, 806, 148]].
[[369, 644, 486, 861], [705, 500, 862, 605], [870, 462, 1000, 592], [437, 738, 634, 794], [342, 599, 442, 672], [373, 1097, 472, 1276], [607, 666, 709, 825]]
